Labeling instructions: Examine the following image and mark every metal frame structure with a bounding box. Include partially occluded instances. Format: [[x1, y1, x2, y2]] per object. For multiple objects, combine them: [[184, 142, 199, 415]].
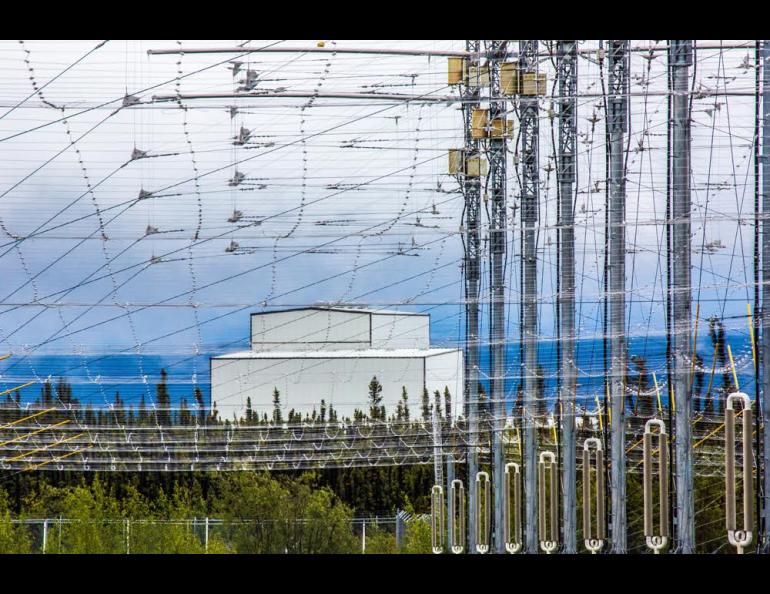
[[725, 392, 754, 554], [475, 471, 491, 553], [503, 462, 523, 553], [431, 484, 446, 554], [449, 479, 466, 554], [537, 451, 559, 553], [643, 420, 670, 554], [582, 438, 605, 553]]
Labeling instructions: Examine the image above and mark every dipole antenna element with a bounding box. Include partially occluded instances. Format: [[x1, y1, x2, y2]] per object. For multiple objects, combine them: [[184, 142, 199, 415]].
[[475, 471, 491, 553], [431, 485, 446, 554], [643, 419, 669, 554], [582, 438, 605, 554], [449, 479, 466, 554], [725, 392, 754, 554], [538, 451, 559, 553], [503, 462, 523, 553]]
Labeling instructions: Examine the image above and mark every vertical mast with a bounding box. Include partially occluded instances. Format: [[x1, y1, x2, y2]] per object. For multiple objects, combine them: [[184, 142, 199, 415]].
[[670, 40, 694, 554], [761, 38, 770, 553], [519, 39, 540, 553], [557, 40, 578, 554], [486, 39, 509, 553], [462, 39, 483, 554], [607, 40, 629, 554]]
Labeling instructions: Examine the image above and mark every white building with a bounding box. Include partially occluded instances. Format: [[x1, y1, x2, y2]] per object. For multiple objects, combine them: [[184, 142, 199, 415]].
[[210, 307, 463, 422]]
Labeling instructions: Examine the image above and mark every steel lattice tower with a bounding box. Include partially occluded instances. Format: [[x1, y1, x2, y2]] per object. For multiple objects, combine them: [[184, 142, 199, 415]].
[[669, 40, 694, 554], [462, 39, 483, 554], [485, 39, 509, 554], [519, 39, 540, 554], [762, 38, 770, 554], [607, 40, 629, 554], [556, 40, 578, 554]]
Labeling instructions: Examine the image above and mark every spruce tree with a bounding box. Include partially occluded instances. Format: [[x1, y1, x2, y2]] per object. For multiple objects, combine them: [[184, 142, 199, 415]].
[[401, 387, 410, 421], [272, 387, 283, 424], [421, 387, 430, 421], [156, 369, 171, 426], [245, 396, 254, 425], [194, 386, 206, 426], [443, 386, 452, 422], [368, 376, 383, 421]]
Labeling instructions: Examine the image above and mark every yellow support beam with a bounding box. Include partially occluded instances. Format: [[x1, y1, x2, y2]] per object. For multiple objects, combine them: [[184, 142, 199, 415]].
[[747, 303, 757, 370], [24, 445, 92, 472], [595, 393, 603, 432], [653, 372, 663, 413], [0, 408, 55, 431], [0, 354, 11, 362], [3, 432, 85, 462], [0, 420, 69, 448], [0, 381, 35, 398], [691, 303, 700, 376], [727, 343, 740, 390]]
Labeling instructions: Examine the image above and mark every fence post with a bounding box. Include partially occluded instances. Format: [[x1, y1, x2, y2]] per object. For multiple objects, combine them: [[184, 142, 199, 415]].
[[362, 520, 366, 554], [205, 517, 209, 553], [395, 510, 405, 552], [125, 518, 130, 555], [42, 519, 48, 554]]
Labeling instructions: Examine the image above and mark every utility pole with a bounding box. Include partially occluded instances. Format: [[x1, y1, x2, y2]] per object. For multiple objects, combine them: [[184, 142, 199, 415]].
[[607, 40, 629, 554], [486, 39, 509, 554], [557, 40, 578, 554], [761, 38, 770, 554], [519, 39, 540, 554], [669, 40, 694, 554], [462, 39, 483, 554]]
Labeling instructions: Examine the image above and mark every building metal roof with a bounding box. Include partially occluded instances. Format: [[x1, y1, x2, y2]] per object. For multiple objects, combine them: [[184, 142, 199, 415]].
[[250, 306, 427, 317], [212, 348, 459, 360]]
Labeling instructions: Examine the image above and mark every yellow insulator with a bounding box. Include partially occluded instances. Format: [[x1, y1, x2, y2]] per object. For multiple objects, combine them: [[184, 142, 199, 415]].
[[471, 108, 488, 139], [490, 118, 514, 139], [521, 72, 547, 97], [317, 40, 326, 48], [447, 57, 467, 85], [448, 149, 464, 175], [467, 64, 489, 88], [465, 155, 488, 178], [501, 62, 520, 95]]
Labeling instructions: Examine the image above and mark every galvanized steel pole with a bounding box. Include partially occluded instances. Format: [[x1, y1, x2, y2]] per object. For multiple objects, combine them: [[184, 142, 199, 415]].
[[557, 40, 578, 554], [761, 38, 770, 554], [486, 39, 509, 554], [462, 39, 483, 555], [670, 40, 694, 554], [607, 40, 629, 554], [520, 39, 540, 554]]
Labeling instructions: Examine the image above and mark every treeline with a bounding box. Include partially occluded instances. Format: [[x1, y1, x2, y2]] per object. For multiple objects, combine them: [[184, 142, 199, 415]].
[[0, 472, 432, 554]]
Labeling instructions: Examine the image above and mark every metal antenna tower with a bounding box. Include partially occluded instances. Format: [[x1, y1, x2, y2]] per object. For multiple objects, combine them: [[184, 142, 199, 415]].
[[761, 38, 770, 554], [433, 404, 445, 488], [462, 39, 483, 554], [607, 39, 629, 554], [485, 39, 509, 554], [519, 38, 540, 554], [556, 40, 578, 554], [669, 40, 694, 554]]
